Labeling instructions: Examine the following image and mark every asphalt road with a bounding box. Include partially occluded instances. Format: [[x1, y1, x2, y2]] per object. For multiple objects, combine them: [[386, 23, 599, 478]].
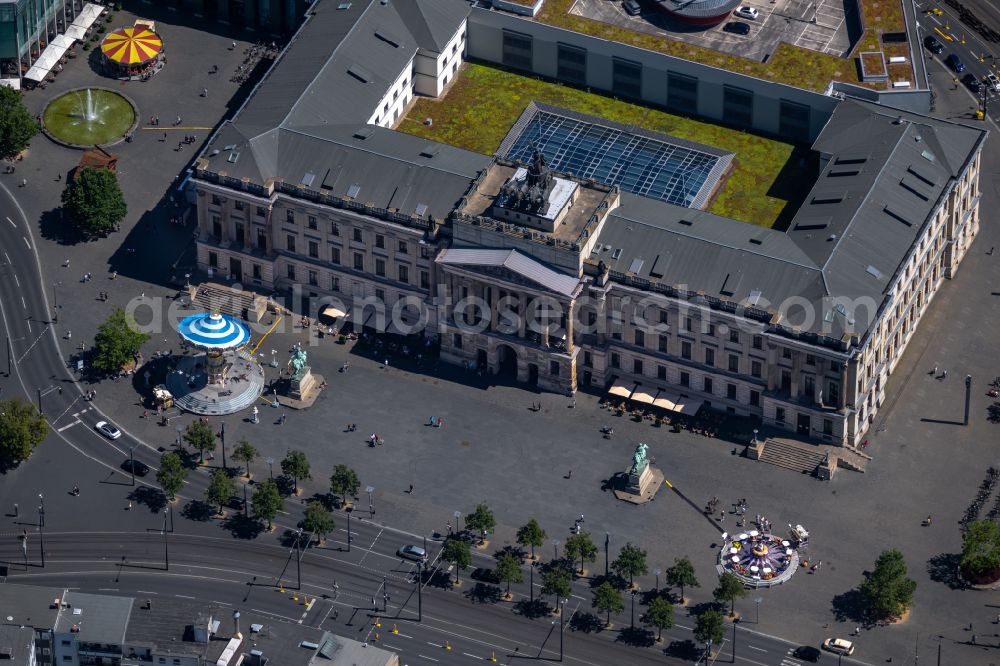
[[917, 0, 1000, 104], [0, 528, 866, 666]]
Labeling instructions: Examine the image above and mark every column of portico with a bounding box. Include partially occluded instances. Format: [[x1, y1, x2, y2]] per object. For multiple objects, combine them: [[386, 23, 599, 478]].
[[518, 293, 527, 338], [790, 353, 802, 399], [814, 359, 825, 405], [766, 345, 778, 391], [839, 364, 850, 412], [489, 287, 499, 331], [540, 297, 550, 347], [566, 300, 575, 353]]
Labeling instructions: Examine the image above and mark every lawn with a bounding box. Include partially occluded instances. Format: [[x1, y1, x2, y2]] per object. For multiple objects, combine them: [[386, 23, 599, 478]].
[[398, 63, 801, 227]]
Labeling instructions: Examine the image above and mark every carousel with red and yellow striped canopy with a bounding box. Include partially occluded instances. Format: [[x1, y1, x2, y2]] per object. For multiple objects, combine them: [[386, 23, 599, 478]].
[[101, 23, 163, 78]]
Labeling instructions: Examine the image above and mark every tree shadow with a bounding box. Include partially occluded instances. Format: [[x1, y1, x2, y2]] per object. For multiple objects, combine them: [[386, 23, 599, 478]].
[[927, 552, 966, 590], [987, 402, 1000, 424], [278, 529, 310, 548], [687, 600, 723, 617], [308, 491, 335, 511], [181, 499, 213, 522], [128, 486, 166, 512], [422, 569, 454, 590], [616, 626, 655, 647], [513, 599, 551, 619], [569, 611, 605, 634], [493, 544, 524, 562], [464, 582, 503, 605], [830, 588, 867, 623], [663, 638, 700, 660], [471, 567, 500, 585], [220, 512, 265, 539], [273, 475, 295, 497], [38, 207, 87, 245], [587, 573, 626, 590], [175, 448, 201, 471]]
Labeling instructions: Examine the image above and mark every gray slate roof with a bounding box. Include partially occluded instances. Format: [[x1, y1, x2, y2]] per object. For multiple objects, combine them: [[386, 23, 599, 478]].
[[199, 0, 476, 203], [595, 98, 985, 341], [0, 625, 35, 664]]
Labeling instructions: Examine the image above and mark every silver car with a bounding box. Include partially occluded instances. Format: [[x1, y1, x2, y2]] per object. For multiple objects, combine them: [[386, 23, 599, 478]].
[[95, 420, 121, 440], [397, 544, 427, 562]]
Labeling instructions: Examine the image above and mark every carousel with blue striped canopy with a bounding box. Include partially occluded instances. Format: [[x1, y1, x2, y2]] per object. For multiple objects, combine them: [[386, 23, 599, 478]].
[[166, 311, 265, 415]]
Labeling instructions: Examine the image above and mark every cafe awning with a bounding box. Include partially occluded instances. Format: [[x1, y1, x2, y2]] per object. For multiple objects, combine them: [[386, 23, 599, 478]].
[[320, 305, 348, 320], [607, 378, 635, 399], [631, 388, 656, 405], [652, 389, 699, 415], [65, 24, 87, 41]]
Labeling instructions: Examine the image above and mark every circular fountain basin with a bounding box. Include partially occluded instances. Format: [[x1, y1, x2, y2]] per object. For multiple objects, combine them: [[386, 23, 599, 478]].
[[42, 87, 138, 148]]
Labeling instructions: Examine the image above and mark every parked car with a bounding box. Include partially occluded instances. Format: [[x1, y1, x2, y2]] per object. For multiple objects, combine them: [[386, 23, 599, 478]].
[[946, 53, 965, 72], [963, 73, 982, 93], [923, 35, 944, 54], [723, 21, 751, 35], [397, 544, 428, 562], [792, 646, 821, 662], [822, 638, 855, 655], [986, 72, 1000, 91], [623, 0, 642, 15], [95, 420, 122, 440], [734, 6, 759, 19], [121, 459, 150, 477]]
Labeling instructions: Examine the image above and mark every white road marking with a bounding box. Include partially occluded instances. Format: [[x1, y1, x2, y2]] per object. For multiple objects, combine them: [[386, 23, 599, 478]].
[[136, 590, 158, 595], [417, 655, 439, 663], [6, 216, 13, 227], [20, 296, 25, 308], [382, 643, 403, 651], [175, 594, 196, 599], [13, 274, 18, 287], [425, 642, 439, 647], [98, 588, 119, 591], [3, 251, 9, 263], [57, 421, 80, 433], [396, 632, 413, 638], [22, 236, 29, 249], [749, 644, 767, 651], [463, 652, 484, 660]]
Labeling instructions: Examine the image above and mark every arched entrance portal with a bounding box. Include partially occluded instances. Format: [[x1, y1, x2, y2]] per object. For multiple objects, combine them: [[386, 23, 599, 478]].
[[497, 344, 518, 377]]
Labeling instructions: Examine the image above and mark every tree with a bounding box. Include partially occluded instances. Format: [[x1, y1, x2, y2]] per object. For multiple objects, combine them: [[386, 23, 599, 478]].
[[281, 449, 310, 494], [642, 595, 675, 642], [0, 398, 48, 466], [564, 531, 598, 575], [612, 542, 648, 588], [184, 419, 216, 463], [92, 308, 150, 374], [205, 469, 235, 515], [541, 565, 572, 612], [495, 552, 523, 597], [61, 166, 127, 238], [232, 439, 258, 479], [517, 518, 547, 560], [960, 520, 1000, 583], [329, 464, 360, 505], [713, 572, 748, 617], [301, 500, 334, 543], [442, 537, 471, 585], [666, 556, 699, 603], [0, 85, 37, 160], [859, 548, 917, 621], [592, 580, 623, 627], [464, 502, 496, 543], [156, 451, 187, 501], [693, 609, 724, 653], [251, 479, 284, 529]]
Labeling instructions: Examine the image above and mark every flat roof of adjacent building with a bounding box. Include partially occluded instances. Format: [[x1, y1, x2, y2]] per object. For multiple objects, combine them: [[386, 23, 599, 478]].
[[55, 591, 133, 646]]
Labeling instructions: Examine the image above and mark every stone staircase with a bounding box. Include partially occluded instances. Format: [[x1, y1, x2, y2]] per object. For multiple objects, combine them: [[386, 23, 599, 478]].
[[757, 438, 828, 475], [189, 283, 270, 322]]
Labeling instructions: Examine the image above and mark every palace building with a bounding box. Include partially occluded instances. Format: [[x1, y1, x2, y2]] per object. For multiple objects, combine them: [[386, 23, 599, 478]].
[[190, 0, 986, 447]]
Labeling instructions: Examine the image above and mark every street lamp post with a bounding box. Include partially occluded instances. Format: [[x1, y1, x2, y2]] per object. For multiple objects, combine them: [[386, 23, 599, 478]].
[[559, 597, 567, 661], [753, 597, 762, 624], [553, 539, 560, 561], [417, 560, 423, 621], [37, 497, 45, 568], [704, 639, 713, 666], [732, 618, 738, 663], [220, 422, 227, 470], [294, 528, 303, 590], [162, 508, 169, 570], [604, 533, 610, 578], [654, 568, 661, 592], [346, 508, 352, 552], [52, 282, 60, 323], [366, 486, 374, 519], [529, 560, 535, 603], [266, 457, 274, 480], [382, 575, 388, 612], [243, 483, 248, 518], [175, 424, 183, 449], [630, 589, 636, 628]]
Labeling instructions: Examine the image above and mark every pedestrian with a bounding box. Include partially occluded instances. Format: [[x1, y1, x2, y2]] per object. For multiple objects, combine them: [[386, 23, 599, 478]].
[[384, 358, 389, 368], [162, 132, 167, 142], [140, 292, 145, 300], [66, 330, 71, 339], [231, 40, 237, 50], [126, 501, 132, 510], [943, 370, 948, 379], [720, 510, 725, 523], [570, 399, 576, 408], [567, 470, 572, 479], [20, 178, 26, 187], [13, 503, 18, 517], [408, 484, 413, 494], [202, 87, 208, 97], [142, 410, 148, 419], [56, 173, 61, 181], [111, 271, 117, 279]]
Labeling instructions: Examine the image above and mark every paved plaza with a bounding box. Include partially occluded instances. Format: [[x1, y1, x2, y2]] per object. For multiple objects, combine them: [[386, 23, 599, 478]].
[[1, 6, 999, 665]]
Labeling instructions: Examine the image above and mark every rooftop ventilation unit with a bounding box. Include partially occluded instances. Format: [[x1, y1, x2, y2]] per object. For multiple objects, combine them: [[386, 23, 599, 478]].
[[865, 265, 883, 279], [337, 2, 351, 9], [347, 64, 371, 83], [375, 30, 401, 48], [301, 172, 316, 187], [747, 289, 762, 306], [611, 248, 623, 260], [346, 184, 361, 199], [352, 128, 373, 140], [415, 203, 429, 217], [419, 145, 440, 158]]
